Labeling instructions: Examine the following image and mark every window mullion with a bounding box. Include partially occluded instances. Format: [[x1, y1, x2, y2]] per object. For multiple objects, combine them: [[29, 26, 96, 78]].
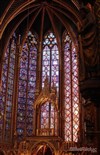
[[12, 36, 21, 142]]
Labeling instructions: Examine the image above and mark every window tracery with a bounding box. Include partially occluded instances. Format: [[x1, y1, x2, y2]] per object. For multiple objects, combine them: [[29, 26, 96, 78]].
[[41, 32, 59, 136], [17, 31, 38, 137], [63, 31, 79, 142], [0, 30, 79, 143], [0, 34, 16, 141]]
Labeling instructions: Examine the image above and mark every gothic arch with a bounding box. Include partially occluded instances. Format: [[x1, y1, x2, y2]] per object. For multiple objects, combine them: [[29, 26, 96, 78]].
[[30, 141, 57, 155]]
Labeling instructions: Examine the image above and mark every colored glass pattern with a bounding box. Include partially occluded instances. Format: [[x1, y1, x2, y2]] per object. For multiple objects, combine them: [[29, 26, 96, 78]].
[[17, 31, 38, 137], [64, 31, 79, 142], [42, 32, 59, 90], [0, 30, 80, 143], [41, 32, 59, 135], [0, 34, 16, 141]]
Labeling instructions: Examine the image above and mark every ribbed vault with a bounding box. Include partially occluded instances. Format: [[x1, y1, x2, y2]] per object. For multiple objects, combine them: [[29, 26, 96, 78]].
[[0, 0, 82, 62]]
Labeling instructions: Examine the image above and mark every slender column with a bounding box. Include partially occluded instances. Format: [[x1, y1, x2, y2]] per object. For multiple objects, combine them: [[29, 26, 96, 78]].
[[38, 8, 45, 90], [12, 35, 21, 142]]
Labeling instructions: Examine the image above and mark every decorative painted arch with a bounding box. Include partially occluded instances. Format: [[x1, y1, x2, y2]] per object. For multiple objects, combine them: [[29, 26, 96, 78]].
[[30, 141, 57, 155]]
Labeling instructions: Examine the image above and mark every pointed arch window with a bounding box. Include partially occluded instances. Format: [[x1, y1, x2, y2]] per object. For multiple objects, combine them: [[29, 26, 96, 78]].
[[0, 34, 16, 141], [63, 31, 79, 142], [42, 32, 59, 90], [41, 31, 59, 135], [0, 29, 80, 143], [17, 31, 38, 137]]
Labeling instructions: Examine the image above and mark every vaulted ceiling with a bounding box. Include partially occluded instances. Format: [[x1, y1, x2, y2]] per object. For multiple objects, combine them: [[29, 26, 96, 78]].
[[0, 0, 83, 62]]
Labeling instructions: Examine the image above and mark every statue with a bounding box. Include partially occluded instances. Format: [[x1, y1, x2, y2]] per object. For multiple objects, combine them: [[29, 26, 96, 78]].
[[79, 1, 100, 80]]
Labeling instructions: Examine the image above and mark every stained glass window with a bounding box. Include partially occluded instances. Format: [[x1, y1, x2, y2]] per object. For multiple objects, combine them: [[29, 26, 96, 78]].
[[17, 31, 38, 138], [63, 31, 79, 142], [42, 32, 59, 90], [41, 31, 59, 135], [40, 102, 57, 136], [0, 34, 16, 141], [0, 29, 80, 143]]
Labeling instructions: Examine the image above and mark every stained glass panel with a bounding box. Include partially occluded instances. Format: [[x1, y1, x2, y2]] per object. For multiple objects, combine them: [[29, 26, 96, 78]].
[[0, 35, 16, 141], [72, 44, 79, 142], [41, 32, 59, 135], [64, 31, 79, 142], [17, 31, 38, 137]]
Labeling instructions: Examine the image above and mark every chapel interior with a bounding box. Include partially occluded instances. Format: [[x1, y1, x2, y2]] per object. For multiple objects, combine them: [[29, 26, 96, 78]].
[[0, 0, 100, 155]]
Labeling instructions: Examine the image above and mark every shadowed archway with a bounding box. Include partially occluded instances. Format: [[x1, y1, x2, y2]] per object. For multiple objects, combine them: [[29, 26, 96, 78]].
[[31, 143, 55, 155]]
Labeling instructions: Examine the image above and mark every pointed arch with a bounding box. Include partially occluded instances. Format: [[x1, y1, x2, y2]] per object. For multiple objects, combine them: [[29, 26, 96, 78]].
[[63, 30, 79, 142], [40, 31, 59, 136], [0, 34, 16, 142], [16, 31, 38, 138], [31, 141, 56, 155], [42, 30, 59, 91]]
